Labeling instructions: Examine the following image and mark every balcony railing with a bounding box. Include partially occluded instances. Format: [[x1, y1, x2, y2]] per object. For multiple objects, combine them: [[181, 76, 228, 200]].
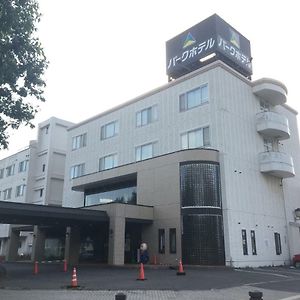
[[256, 111, 290, 140], [259, 151, 295, 178]]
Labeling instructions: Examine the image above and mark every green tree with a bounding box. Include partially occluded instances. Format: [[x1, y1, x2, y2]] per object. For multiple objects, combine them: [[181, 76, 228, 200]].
[[0, 0, 48, 149]]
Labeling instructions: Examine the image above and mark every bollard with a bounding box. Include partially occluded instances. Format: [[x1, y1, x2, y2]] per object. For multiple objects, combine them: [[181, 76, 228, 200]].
[[63, 259, 67, 272], [115, 293, 127, 300], [249, 291, 263, 300], [33, 261, 39, 275]]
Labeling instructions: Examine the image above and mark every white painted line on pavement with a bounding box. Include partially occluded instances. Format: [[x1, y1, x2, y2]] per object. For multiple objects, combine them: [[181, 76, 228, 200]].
[[235, 269, 290, 278], [279, 295, 300, 300]]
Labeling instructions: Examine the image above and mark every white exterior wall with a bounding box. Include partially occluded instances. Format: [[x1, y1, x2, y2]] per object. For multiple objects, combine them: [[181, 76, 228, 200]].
[[63, 61, 300, 267], [0, 117, 73, 258]]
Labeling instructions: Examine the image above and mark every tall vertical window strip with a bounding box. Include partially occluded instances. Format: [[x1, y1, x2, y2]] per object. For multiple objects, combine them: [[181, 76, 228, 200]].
[[169, 228, 176, 254], [16, 184, 26, 197], [0, 168, 4, 179], [135, 142, 156, 161], [251, 230, 257, 255], [99, 154, 118, 171], [70, 163, 85, 179], [179, 84, 208, 111], [6, 164, 15, 177], [3, 188, 12, 200], [72, 133, 87, 150], [242, 229, 248, 255], [136, 105, 158, 127], [101, 121, 119, 140], [181, 127, 210, 149], [158, 229, 165, 254], [18, 160, 28, 172], [274, 232, 282, 255]]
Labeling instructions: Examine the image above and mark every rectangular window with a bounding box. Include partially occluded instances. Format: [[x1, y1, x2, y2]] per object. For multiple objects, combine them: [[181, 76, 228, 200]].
[[101, 121, 119, 140], [274, 232, 282, 255], [18, 160, 28, 173], [16, 184, 26, 197], [251, 230, 257, 255], [6, 164, 15, 177], [70, 163, 85, 179], [72, 133, 87, 150], [179, 84, 208, 112], [136, 105, 158, 127], [158, 229, 165, 254], [135, 142, 157, 161], [0, 168, 4, 179], [242, 229, 248, 255], [3, 188, 12, 200], [39, 188, 44, 197], [42, 164, 46, 172], [99, 154, 118, 171], [181, 127, 210, 149], [169, 228, 176, 254]]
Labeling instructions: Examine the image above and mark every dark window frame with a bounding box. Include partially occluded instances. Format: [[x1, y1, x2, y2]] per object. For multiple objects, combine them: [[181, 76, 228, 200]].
[[158, 229, 165, 254], [169, 228, 176, 254], [274, 232, 282, 255], [250, 230, 257, 255], [242, 229, 248, 255]]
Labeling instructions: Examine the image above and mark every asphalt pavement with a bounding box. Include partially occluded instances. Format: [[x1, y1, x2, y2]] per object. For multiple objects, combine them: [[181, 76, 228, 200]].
[[1, 262, 300, 299]]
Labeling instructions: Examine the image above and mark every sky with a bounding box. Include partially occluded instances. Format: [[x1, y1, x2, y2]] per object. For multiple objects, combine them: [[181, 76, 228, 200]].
[[1, 0, 299, 159]]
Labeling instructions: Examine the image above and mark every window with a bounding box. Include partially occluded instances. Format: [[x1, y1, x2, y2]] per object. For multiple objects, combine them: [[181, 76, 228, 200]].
[[18, 160, 28, 173], [179, 84, 208, 111], [169, 228, 176, 254], [135, 142, 157, 161], [3, 188, 12, 200], [99, 154, 118, 171], [136, 105, 158, 127], [45, 126, 49, 134], [70, 163, 85, 179], [241, 229, 248, 255], [181, 127, 210, 149], [251, 230, 257, 255], [72, 133, 87, 150], [42, 164, 46, 172], [6, 164, 15, 177], [39, 188, 44, 197], [101, 121, 119, 140], [274, 232, 282, 255], [158, 229, 165, 254], [0, 168, 4, 179], [16, 184, 26, 197]]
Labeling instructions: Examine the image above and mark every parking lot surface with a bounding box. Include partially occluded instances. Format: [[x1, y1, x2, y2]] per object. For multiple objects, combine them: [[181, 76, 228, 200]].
[[1, 262, 300, 299]]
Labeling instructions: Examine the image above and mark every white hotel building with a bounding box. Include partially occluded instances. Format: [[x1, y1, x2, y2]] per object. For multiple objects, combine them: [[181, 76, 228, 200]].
[[62, 58, 300, 267]]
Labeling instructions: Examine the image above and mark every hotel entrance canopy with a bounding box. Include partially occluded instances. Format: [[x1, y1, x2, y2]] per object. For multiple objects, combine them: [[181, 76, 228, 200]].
[[0, 201, 108, 227]]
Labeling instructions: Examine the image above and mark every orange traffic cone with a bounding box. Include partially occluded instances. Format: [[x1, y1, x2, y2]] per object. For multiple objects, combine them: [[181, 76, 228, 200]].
[[71, 267, 78, 287], [137, 263, 146, 280], [176, 259, 186, 275]]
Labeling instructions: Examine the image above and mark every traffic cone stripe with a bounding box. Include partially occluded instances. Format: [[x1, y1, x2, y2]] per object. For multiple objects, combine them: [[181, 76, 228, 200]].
[[71, 267, 78, 287]]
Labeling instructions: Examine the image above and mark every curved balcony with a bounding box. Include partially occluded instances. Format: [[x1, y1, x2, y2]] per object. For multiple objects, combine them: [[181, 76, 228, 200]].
[[259, 151, 295, 178], [256, 111, 290, 140], [253, 78, 287, 106]]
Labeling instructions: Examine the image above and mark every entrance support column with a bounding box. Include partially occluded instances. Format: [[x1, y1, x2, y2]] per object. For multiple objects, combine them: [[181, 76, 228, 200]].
[[64, 226, 80, 266], [108, 216, 125, 265], [31, 226, 46, 262], [6, 227, 20, 262]]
